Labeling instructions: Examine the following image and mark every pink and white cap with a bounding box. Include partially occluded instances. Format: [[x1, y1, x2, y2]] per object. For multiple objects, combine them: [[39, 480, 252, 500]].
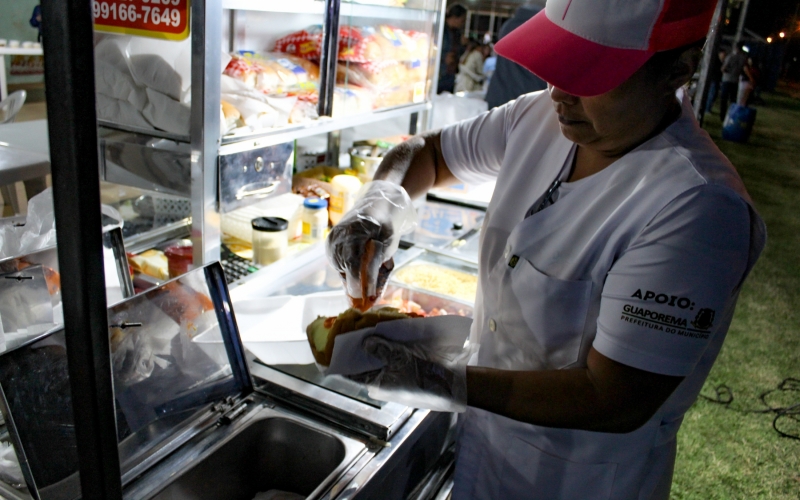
[[495, 0, 717, 97]]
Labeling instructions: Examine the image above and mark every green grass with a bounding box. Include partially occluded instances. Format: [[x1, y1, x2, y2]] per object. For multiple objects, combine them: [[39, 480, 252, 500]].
[[670, 94, 800, 499]]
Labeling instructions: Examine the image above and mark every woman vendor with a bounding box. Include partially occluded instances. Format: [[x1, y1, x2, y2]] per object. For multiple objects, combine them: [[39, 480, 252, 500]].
[[326, 0, 766, 498]]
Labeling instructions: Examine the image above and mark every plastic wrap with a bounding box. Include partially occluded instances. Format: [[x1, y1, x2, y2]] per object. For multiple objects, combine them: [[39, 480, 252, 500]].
[[0, 189, 122, 260], [325, 315, 473, 412], [93, 36, 191, 135], [326, 181, 417, 305]]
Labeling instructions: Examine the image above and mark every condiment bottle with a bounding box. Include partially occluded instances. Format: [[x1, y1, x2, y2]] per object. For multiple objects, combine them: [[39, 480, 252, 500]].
[[302, 197, 329, 243], [329, 175, 362, 225], [251, 217, 289, 266]]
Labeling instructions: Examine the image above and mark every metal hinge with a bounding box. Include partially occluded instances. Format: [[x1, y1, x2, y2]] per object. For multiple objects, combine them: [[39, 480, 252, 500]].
[[213, 396, 253, 426]]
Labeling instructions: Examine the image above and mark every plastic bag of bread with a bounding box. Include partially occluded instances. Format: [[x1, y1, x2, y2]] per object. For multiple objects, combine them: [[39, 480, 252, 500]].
[[373, 85, 416, 109], [274, 26, 325, 60], [289, 99, 320, 124], [337, 60, 411, 90], [275, 26, 377, 62], [223, 52, 319, 94], [223, 54, 261, 88], [337, 26, 384, 63], [399, 29, 430, 62], [221, 93, 279, 130], [221, 100, 241, 134], [247, 52, 320, 89], [332, 86, 375, 116]]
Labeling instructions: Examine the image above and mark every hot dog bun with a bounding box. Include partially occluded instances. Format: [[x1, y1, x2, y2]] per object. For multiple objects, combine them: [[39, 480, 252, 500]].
[[306, 307, 417, 366]]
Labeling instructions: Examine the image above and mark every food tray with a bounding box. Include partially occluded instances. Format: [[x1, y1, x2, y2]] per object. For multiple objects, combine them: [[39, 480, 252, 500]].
[[388, 251, 478, 306], [378, 283, 473, 318]]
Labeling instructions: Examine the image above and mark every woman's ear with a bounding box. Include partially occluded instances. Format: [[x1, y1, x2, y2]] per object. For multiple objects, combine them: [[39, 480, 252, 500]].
[[668, 46, 702, 91]]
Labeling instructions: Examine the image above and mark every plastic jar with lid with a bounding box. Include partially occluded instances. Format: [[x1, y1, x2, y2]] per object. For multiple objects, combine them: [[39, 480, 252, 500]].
[[302, 197, 329, 243], [251, 217, 289, 266], [329, 175, 362, 225], [164, 240, 193, 278]]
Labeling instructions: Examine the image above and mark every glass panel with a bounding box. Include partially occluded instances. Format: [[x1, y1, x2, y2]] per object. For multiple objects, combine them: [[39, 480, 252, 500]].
[[0, 247, 62, 353], [336, 0, 441, 115], [0, 266, 241, 498], [447, 226, 481, 263], [110, 269, 236, 468], [93, 31, 192, 139], [401, 201, 483, 248]]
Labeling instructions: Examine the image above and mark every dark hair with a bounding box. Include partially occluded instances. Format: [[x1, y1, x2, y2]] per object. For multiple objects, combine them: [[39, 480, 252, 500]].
[[447, 4, 467, 18], [646, 38, 705, 79]]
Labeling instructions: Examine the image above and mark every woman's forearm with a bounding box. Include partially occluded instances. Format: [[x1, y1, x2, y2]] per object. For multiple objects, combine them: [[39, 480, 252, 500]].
[[466, 348, 683, 433], [373, 132, 456, 199]]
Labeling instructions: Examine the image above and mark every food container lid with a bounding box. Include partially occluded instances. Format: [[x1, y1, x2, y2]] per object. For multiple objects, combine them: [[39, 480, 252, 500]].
[[251, 216, 289, 232], [303, 197, 328, 210], [164, 240, 193, 259]]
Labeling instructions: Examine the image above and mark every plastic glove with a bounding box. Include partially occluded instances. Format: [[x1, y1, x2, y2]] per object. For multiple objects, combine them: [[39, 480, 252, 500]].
[[344, 316, 473, 413], [326, 181, 417, 310]]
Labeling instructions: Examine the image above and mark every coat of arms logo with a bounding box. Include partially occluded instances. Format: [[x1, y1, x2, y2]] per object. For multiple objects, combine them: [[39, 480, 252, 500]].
[[691, 308, 716, 331]]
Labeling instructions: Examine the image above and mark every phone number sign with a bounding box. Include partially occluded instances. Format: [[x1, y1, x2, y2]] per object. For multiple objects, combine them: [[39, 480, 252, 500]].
[[93, 0, 190, 41]]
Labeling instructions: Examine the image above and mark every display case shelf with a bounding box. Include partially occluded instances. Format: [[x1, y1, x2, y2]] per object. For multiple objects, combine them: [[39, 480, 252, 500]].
[[99, 121, 191, 144], [222, 0, 437, 21], [219, 102, 429, 154]]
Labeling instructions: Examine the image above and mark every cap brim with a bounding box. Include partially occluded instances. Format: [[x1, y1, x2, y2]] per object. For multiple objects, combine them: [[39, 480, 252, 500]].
[[495, 9, 654, 97]]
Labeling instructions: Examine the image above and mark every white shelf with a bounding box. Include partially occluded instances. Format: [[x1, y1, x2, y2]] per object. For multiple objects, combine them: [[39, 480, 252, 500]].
[[0, 47, 43, 56], [218, 102, 429, 154], [222, 0, 434, 21]]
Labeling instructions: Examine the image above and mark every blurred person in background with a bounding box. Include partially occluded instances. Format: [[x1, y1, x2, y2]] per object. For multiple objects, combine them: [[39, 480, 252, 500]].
[[455, 39, 486, 93], [719, 42, 747, 120], [29, 4, 42, 42], [438, 4, 468, 94], [705, 48, 727, 114], [737, 57, 759, 107], [482, 44, 497, 92], [485, 0, 548, 109]]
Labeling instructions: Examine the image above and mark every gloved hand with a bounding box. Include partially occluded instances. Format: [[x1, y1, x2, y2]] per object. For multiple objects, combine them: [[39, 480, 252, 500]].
[[326, 181, 417, 310], [344, 315, 474, 413]]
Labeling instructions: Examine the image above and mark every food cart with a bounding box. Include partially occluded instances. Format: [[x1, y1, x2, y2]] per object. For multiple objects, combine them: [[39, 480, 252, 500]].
[[0, 0, 492, 498]]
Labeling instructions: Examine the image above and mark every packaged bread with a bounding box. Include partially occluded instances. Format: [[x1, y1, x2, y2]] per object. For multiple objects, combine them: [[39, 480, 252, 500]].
[[221, 100, 241, 133], [332, 85, 375, 116], [275, 26, 382, 63], [373, 86, 415, 109], [337, 60, 411, 90], [275, 25, 429, 64], [358, 26, 430, 63], [274, 26, 325, 60], [223, 52, 319, 94]]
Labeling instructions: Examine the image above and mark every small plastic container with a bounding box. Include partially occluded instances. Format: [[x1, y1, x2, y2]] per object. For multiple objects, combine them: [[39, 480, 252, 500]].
[[164, 240, 193, 279], [302, 197, 328, 243], [329, 175, 362, 225], [252, 217, 289, 266]]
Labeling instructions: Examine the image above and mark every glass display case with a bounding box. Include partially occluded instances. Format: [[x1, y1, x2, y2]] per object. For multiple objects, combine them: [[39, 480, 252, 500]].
[[91, 0, 448, 270]]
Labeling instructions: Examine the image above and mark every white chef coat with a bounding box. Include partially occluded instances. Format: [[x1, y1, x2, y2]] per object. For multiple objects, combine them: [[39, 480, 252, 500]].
[[440, 89, 766, 500]]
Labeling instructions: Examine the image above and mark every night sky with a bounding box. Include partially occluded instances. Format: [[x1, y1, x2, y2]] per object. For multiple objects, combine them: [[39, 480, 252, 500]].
[[740, 0, 799, 37]]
